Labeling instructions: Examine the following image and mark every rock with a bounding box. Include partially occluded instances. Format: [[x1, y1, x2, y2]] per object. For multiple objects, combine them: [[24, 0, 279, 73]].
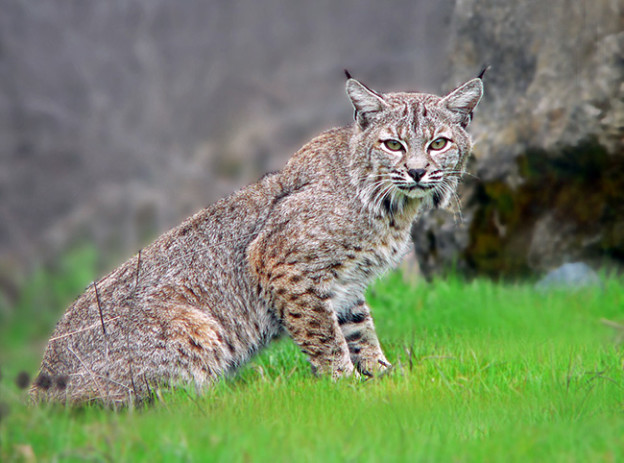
[[535, 262, 602, 291], [412, 0, 624, 278]]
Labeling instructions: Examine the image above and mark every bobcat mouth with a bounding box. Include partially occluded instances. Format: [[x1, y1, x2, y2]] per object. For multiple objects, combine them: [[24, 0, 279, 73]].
[[399, 183, 434, 192], [396, 182, 437, 200]]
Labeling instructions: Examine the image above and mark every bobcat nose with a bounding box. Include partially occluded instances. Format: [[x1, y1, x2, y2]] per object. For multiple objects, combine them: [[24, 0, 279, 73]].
[[407, 168, 426, 182]]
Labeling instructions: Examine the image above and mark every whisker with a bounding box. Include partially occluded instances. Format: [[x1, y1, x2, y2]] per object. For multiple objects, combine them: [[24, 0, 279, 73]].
[[369, 182, 387, 212], [449, 187, 464, 224], [436, 181, 464, 224], [374, 183, 395, 214], [374, 184, 393, 212], [446, 170, 480, 180]]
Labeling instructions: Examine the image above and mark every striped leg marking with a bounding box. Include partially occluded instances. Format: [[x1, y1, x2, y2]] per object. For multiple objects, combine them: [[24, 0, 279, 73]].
[[337, 300, 391, 376]]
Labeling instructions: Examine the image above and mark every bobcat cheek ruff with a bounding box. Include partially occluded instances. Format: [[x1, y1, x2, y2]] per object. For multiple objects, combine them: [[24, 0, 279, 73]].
[[32, 74, 482, 404]]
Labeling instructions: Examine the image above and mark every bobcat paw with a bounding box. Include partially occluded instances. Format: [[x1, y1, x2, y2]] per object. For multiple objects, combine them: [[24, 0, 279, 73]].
[[331, 359, 357, 380], [356, 356, 392, 378], [310, 355, 356, 380]]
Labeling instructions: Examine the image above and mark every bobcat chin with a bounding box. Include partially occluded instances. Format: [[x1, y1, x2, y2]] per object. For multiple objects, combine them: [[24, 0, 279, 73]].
[[32, 73, 483, 404]]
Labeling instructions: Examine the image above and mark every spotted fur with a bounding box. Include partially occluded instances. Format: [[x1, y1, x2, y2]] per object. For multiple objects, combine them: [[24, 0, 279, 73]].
[[31, 75, 482, 404]]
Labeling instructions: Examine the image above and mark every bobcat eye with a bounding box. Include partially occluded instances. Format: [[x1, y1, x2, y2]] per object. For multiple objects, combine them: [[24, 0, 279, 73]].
[[429, 137, 449, 151], [382, 139, 405, 152]]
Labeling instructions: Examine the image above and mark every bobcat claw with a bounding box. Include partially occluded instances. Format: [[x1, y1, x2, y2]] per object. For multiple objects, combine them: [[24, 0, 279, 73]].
[[355, 356, 392, 379]]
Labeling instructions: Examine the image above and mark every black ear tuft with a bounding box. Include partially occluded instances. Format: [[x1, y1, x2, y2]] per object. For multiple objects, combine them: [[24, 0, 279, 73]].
[[344, 69, 353, 80], [477, 65, 490, 80]]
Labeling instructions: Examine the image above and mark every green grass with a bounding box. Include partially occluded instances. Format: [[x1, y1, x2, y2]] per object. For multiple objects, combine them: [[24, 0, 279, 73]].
[[1, 250, 623, 462]]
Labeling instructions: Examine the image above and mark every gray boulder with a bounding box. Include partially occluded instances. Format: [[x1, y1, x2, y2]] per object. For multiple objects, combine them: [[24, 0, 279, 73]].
[[412, 0, 624, 278]]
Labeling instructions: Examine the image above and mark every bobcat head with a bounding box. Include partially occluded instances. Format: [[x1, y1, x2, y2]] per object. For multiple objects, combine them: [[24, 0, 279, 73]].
[[346, 75, 483, 214]]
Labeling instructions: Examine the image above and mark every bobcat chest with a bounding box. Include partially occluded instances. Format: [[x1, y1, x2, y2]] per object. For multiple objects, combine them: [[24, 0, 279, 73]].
[[330, 222, 411, 313]]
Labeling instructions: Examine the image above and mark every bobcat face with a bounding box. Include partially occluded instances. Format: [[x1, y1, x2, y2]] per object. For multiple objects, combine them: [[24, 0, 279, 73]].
[[347, 77, 483, 211]]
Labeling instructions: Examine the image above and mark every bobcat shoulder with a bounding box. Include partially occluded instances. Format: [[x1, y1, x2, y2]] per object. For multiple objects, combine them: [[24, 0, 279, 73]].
[[31, 73, 483, 404]]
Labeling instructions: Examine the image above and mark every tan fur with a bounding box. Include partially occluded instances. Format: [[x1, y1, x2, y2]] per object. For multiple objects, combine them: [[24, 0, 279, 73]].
[[31, 75, 483, 404]]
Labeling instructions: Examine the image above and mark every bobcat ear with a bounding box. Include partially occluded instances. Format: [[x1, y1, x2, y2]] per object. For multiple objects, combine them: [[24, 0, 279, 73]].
[[346, 78, 386, 130], [441, 78, 483, 128]]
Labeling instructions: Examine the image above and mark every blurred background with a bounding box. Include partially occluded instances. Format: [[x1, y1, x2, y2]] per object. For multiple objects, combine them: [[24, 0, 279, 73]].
[[0, 0, 622, 308]]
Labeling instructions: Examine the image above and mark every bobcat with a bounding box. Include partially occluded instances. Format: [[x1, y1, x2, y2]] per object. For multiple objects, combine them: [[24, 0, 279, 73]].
[[31, 72, 483, 404]]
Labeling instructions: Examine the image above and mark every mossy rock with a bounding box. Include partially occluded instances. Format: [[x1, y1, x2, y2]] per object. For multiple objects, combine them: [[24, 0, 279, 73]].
[[463, 138, 624, 278]]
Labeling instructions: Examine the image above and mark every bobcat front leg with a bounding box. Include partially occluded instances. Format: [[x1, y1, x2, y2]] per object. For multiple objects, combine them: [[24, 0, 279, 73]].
[[338, 299, 391, 376], [276, 283, 355, 379], [248, 242, 354, 379]]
